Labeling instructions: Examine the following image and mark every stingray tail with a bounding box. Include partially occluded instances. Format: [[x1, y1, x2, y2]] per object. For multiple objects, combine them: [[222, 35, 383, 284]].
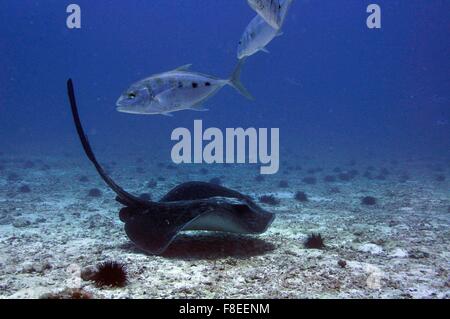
[[229, 57, 254, 101], [67, 79, 147, 208]]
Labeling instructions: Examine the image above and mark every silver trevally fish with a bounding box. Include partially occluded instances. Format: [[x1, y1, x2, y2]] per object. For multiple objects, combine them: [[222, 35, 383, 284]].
[[247, 0, 284, 30], [116, 60, 253, 116], [238, 0, 293, 59], [238, 15, 281, 59]]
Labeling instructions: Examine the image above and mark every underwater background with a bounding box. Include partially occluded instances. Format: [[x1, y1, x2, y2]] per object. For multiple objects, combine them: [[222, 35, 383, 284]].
[[1, 0, 449, 158], [0, 0, 449, 299]]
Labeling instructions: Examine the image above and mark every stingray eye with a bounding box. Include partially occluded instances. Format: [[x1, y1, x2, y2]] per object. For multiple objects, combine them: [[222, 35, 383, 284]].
[[128, 92, 136, 99]]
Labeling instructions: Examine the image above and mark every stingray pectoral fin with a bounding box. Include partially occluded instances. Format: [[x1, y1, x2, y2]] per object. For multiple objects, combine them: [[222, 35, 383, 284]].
[[122, 198, 275, 255], [122, 202, 208, 255], [124, 213, 181, 255], [185, 204, 274, 234], [236, 204, 275, 233], [161, 181, 248, 202]]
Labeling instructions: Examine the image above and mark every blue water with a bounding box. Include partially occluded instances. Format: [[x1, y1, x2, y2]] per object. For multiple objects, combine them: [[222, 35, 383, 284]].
[[1, 1, 450, 299], [1, 0, 449, 162]]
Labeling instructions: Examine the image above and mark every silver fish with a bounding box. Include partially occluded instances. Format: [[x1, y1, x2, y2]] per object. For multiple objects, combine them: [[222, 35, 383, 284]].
[[247, 0, 293, 30], [238, 0, 293, 59], [116, 60, 253, 116]]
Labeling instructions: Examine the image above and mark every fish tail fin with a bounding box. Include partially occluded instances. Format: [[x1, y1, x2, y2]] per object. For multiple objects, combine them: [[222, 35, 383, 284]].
[[280, 0, 294, 27], [228, 58, 254, 101]]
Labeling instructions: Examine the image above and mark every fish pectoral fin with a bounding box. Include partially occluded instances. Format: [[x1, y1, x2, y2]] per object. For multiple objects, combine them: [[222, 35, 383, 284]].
[[153, 91, 177, 116], [276, 31, 284, 37], [173, 64, 193, 72], [261, 47, 270, 54], [189, 105, 209, 112], [155, 88, 176, 106]]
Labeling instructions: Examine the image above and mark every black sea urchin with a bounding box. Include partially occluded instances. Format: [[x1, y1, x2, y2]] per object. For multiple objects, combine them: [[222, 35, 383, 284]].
[[304, 233, 325, 249], [18, 184, 31, 193], [294, 191, 308, 202], [255, 175, 265, 182], [79, 176, 89, 183], [278, 180, 289, 188], [92, 261, 128, 288], [209, 177, 222, 185], [259, 195, 280, 206], [88, 188, 102, 198], [361, 196, 377, 206], [323, 175, 337, 183], [302, 176, 317, 185]]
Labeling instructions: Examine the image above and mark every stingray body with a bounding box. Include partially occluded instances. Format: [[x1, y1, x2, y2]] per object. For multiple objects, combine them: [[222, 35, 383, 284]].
[[67, 79, 275, 255]]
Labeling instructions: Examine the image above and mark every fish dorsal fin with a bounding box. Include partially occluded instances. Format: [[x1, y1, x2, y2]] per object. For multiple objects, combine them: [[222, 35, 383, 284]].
[[173, 64, 192, 72]]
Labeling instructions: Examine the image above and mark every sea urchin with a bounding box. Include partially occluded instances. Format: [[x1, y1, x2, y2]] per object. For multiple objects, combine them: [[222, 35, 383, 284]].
[[92, 261, 128, 288], [304, 233, 325, 249], [259, 195, 280, 206]]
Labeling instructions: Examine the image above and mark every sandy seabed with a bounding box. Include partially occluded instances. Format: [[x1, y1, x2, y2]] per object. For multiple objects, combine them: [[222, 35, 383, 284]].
[[0, 152, 449, 299]]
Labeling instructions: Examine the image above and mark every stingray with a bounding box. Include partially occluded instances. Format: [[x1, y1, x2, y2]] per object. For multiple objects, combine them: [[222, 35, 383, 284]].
[[67, 79, 275, 255]]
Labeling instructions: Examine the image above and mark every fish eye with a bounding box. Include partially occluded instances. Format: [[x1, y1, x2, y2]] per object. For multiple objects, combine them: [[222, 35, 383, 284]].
[[128, 92, 136, 99]]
